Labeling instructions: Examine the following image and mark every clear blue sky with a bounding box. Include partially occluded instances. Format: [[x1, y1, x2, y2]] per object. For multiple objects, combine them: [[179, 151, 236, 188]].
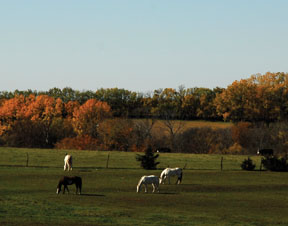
[[1, 0, 288, 92]]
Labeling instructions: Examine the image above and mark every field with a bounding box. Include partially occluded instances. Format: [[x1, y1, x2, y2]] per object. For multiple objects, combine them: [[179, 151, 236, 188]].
[[1, 148, 288, 226], [153, 120, 232, 130], [140, 119, 232, 136]]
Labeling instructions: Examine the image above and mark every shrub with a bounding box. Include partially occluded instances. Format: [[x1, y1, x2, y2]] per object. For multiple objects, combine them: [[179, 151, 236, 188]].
[[55, 135, 98, 150], [261, 156, 288, 172], [241, 157, 256, 171], [136, 146, 159, 170]]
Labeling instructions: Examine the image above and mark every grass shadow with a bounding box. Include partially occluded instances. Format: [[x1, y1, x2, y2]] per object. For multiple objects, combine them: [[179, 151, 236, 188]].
[[81, 193, 105, 197], [159, 192, 178, 195]]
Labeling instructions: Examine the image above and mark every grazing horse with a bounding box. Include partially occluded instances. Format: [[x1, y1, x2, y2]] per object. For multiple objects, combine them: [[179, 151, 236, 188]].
[[64, 154, 73, 171], [156, 147, 171, 153], [257, 149, 273, 156], [160, 167, 182, 184], [56, 176, 82, 195], [137, 175, 159, 193]]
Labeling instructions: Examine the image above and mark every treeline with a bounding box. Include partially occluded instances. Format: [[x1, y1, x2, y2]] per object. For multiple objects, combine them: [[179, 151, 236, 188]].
[[0, 86, 223, 120], [0, 72, 288, 154], [1, 72, 288, 123]]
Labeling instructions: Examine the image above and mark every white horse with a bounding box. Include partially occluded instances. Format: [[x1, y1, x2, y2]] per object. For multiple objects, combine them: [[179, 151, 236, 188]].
[[137, 175, 159, 193], [64, 154, 73, 171], [160, 167, 182, 184]]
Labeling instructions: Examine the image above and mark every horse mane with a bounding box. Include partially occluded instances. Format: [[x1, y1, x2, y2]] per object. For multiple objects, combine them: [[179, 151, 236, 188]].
[[57, 177, 65, 190]]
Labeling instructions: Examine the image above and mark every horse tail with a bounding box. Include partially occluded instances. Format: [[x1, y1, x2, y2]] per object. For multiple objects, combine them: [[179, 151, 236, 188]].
[[178, 169, 183, 184], [69, 156, 73, 169], [78, 177, 82, 187], [78, 177, 82, 193]]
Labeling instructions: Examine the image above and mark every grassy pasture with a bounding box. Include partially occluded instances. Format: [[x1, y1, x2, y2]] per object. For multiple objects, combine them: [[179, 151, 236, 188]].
[[1, 148, 288, 226]]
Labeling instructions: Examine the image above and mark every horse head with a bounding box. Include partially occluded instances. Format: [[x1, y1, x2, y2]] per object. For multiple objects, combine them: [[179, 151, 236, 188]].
[[56, 182, 62, 194]]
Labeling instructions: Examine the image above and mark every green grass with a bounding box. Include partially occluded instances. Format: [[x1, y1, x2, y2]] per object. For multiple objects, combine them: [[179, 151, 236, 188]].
[[0, 147, 260, 170], [1, 147, 288, 225]]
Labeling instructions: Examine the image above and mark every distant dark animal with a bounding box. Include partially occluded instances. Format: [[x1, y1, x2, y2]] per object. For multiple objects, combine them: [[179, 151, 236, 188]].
[[56, 176, 82, 195], [156, 147, 171, 153], [257, 149, 273, 156]]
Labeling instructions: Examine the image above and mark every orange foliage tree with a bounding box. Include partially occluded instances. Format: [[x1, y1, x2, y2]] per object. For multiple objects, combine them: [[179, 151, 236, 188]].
[[0, 95, 28, 135], [97, 118, 134, 151], [24, 95, 65, 145], [0, 95, 70, 147], [72, 99, 111, 138], [215, 72, 288, 124]]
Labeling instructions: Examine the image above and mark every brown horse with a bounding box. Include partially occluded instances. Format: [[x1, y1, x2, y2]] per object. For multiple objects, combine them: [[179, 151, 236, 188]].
[[56, 176, 82, 195]]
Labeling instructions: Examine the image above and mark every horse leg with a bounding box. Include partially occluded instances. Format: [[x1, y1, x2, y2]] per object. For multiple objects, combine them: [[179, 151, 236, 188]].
[[168, 176, 171, 184], [152, 184, 155, 193], [162, 175, 166, 184], [177, 177, 181, 184], [144, 184, 147, 193], [65, 185, 70, 194], [156, 183, 159, 193]]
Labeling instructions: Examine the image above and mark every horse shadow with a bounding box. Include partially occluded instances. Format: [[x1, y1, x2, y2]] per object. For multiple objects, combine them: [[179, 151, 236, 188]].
[[158, 192, 178, 195], [81, 193, 105, 197]]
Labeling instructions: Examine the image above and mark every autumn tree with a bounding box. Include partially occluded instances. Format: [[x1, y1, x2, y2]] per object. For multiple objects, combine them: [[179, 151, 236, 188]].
[[95, 88, 142, 117], [131, 118, 156, 152], [0, 95, 68, 147], [0, 95, 28, 136], [97, 118, 134, 151], [72, 99, 111, 138], [215, 72, 288, 124]]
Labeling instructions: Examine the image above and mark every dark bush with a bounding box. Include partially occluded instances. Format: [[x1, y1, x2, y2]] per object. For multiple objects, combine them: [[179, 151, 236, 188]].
[[241, 157, 256, 171], [261, 156, 288, 172]]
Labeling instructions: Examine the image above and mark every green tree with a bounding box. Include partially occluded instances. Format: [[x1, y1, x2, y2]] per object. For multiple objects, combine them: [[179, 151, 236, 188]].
[[136, 146, 159, 170]]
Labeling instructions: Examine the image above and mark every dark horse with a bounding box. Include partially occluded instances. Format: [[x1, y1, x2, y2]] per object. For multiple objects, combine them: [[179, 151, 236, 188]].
[[257, 149, 273, 156], [56, 176, 82, 195]]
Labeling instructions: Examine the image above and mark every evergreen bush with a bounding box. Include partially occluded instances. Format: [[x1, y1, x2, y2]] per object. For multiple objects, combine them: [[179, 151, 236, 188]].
[[261, 156, 288, 172], [136, 146, 160, 170], [241, 157, 256, 171]]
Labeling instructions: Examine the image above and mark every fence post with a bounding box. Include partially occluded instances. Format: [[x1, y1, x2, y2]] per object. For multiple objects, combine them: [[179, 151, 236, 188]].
[[106, 152, 110, 169], [183, 163, 187, 170], [221, 157, 223, 171], [26, 153, 29, 167]]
